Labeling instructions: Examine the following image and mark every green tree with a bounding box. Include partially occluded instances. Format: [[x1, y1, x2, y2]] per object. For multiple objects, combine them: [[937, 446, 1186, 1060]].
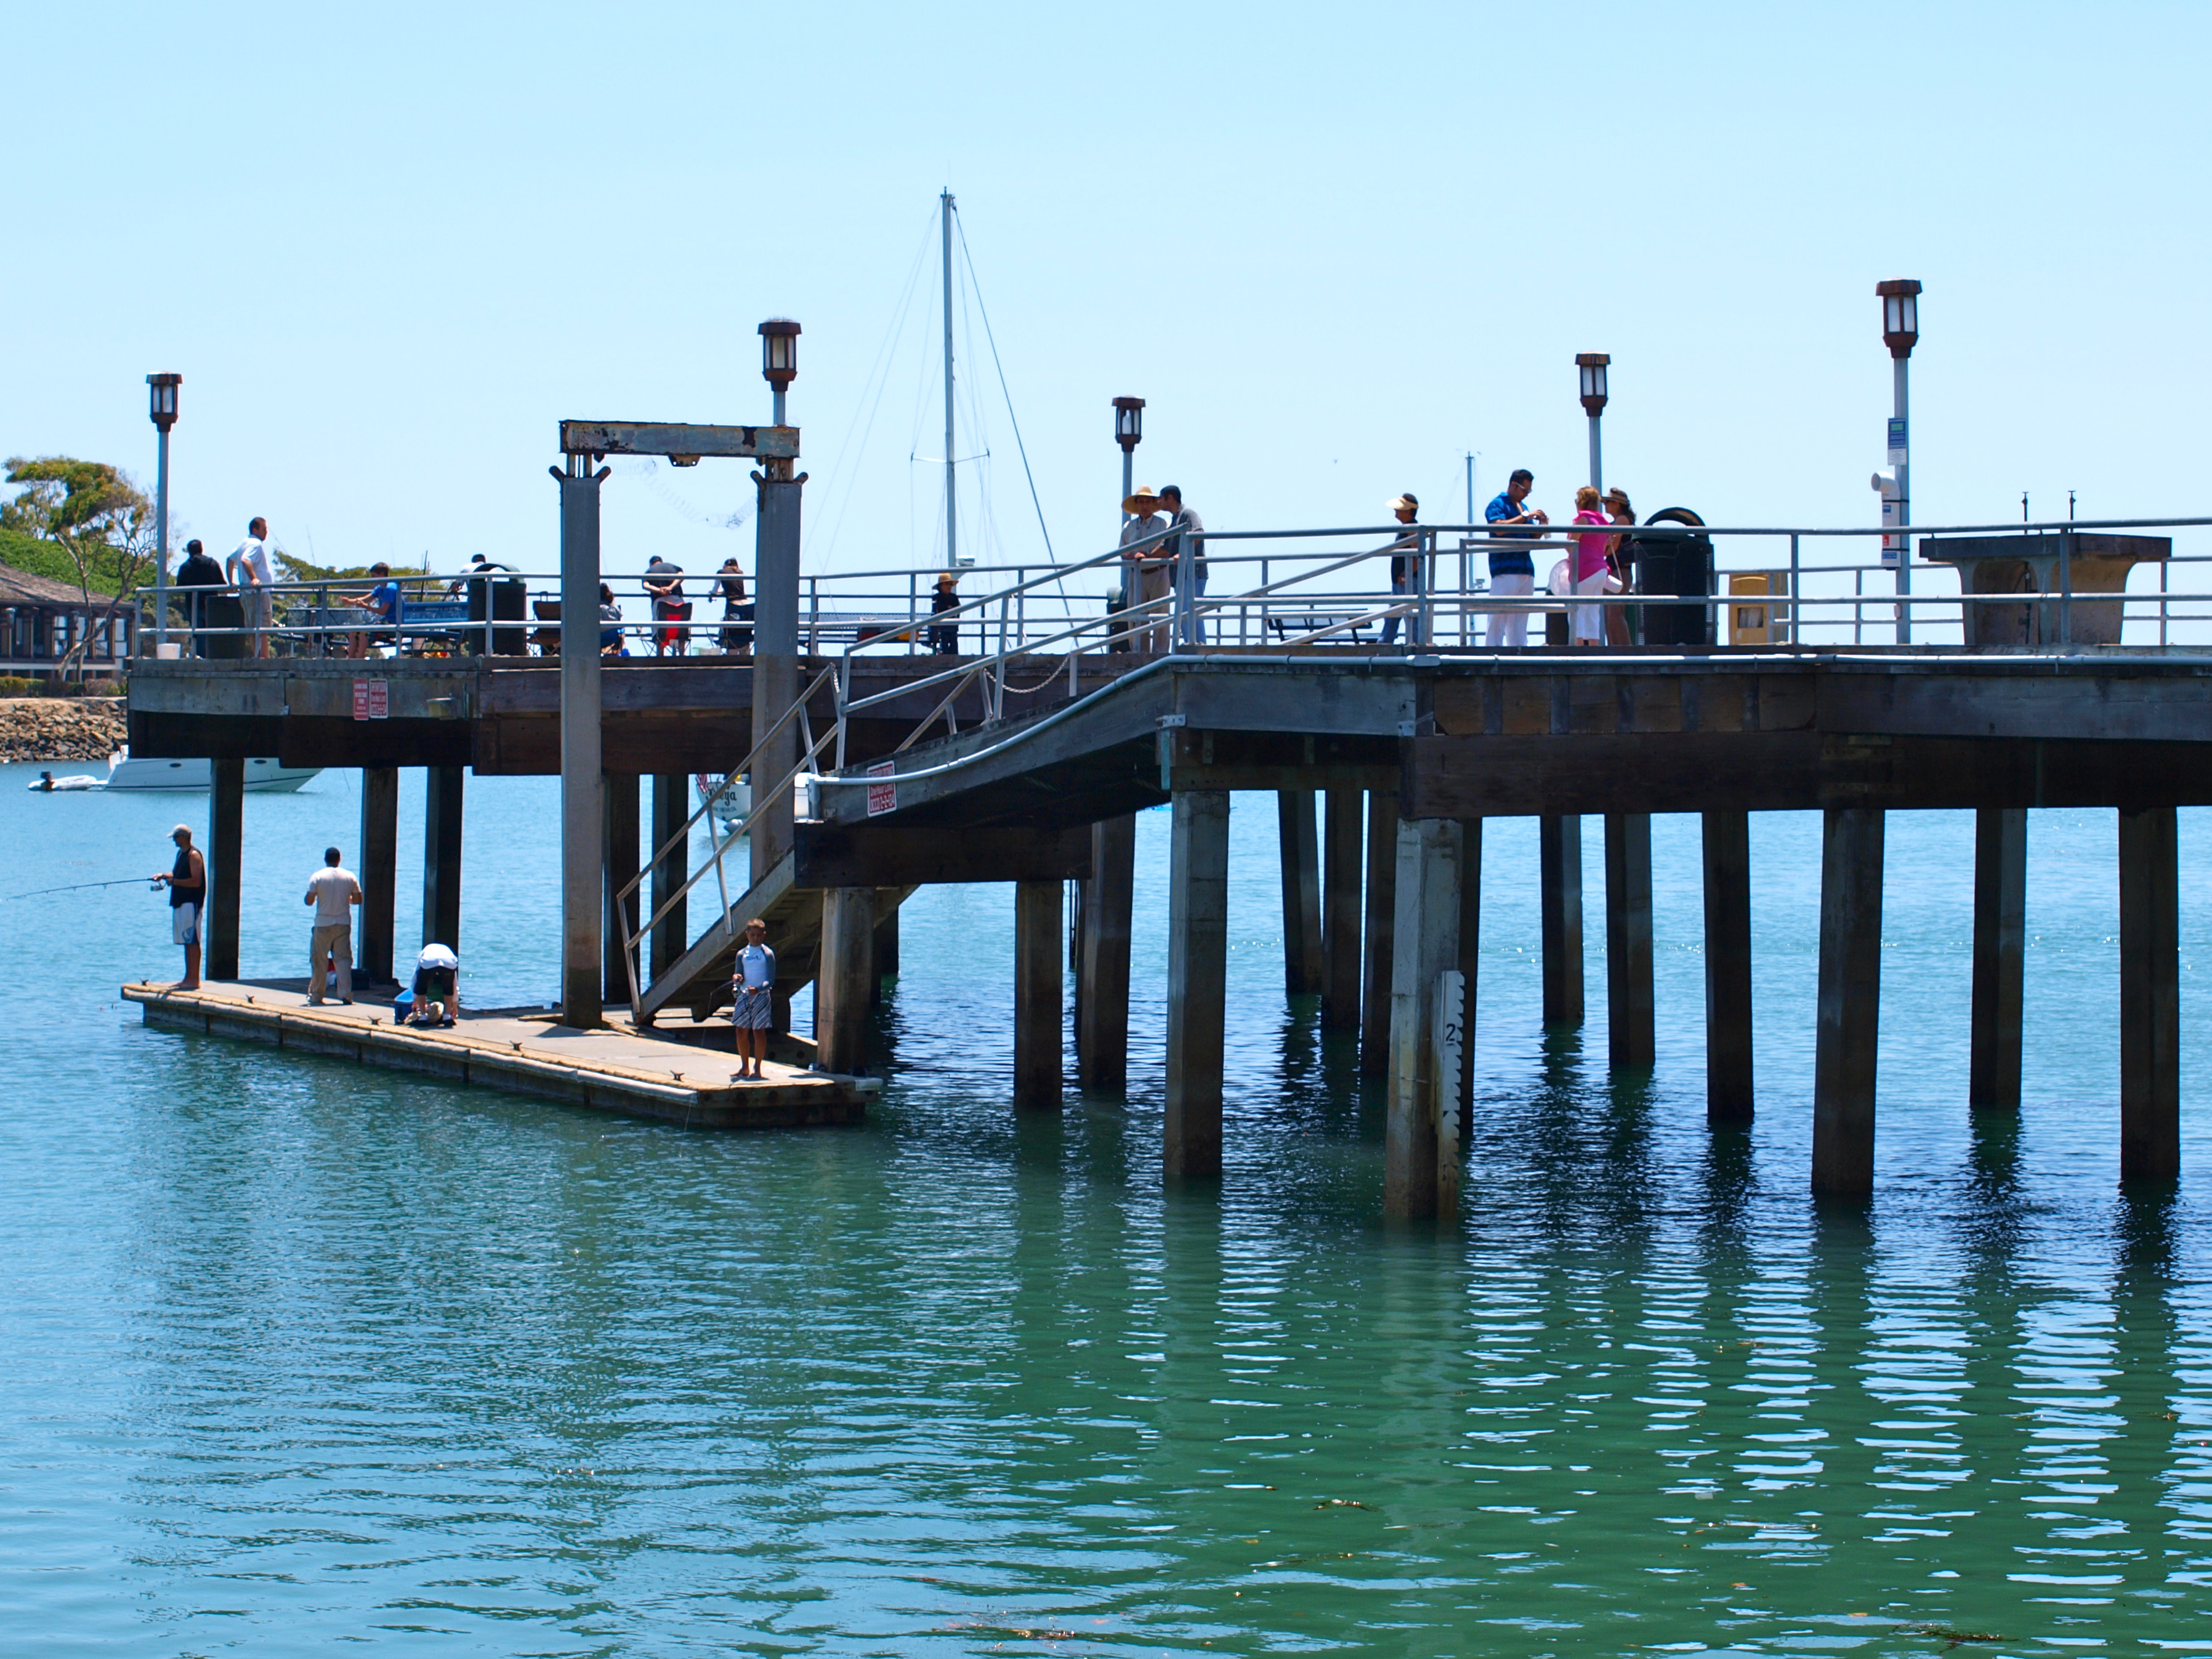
[[2, 456, 156, 680]]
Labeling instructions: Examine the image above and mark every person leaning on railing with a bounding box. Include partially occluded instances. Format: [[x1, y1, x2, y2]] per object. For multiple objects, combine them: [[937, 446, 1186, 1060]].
[[1121, 486, 1170, 652], [1602, 489, 1636, 646], [716, 559, 753, 653], [1379, 493, 1419, 645], [171, 539, 225, 657], [927, 569, 961, 655]]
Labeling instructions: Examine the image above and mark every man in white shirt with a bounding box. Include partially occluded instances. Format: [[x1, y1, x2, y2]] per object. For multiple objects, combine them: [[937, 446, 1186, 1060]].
[[303, 846, 363, 1004], [228, 517, 276, 658]]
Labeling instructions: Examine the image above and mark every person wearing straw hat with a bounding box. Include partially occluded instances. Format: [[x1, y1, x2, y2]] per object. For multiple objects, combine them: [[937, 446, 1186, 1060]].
[[1378, 493, 1420, 644], [927, 568, 962, 655], [1121, 485, 1171, 652]]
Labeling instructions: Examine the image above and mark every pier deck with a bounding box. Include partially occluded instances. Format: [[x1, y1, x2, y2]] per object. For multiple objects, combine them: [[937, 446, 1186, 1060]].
[[122, 981, 873, 1129]]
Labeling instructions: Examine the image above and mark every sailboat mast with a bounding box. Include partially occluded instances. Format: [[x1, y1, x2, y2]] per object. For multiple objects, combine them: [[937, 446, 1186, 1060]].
[[941, 189, 956, 571]]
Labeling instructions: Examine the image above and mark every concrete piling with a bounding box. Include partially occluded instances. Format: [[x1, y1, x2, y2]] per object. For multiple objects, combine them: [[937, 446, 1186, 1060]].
[[1539, 815, 1584, 1026], [1969, 806, 2027, 1113], [817, 886, 876, 1076], [1076, 814, 1134, 1089], [1360, 788, 1400, 1075], [649, 773, 689, 982], [1321, 788, 1363, 1031], [2118, 805, 2180, 1184], [1812, 807, 1885, 1196], [602, 771, 639, 1004], [208, 757, 243, 982], [358, 766, 398, 985], [1384, 819, 1461, 1221], [1278, 789, 1324, 997], [1014, 879, 1064, 1111], [1604, 812, 1655, 1068], [1701, 810, 1755, 1124], [423, 765, 465, 952], [1165, 790, 1230, 1177]]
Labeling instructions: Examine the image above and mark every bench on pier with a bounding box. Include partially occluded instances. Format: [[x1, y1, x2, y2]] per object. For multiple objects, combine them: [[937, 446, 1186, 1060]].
[[1263, 612, 1379, 645]]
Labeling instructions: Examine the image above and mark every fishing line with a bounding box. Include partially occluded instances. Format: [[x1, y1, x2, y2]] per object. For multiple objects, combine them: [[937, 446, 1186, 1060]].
[[8, 876, 158, 900]]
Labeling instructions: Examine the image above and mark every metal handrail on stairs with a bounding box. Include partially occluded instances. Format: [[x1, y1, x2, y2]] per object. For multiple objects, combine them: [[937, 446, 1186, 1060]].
[[615, 659, 842, 1020]]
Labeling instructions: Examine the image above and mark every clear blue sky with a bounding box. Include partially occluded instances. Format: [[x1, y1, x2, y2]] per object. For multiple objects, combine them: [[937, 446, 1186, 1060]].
[[5, 1, 2204, 584]]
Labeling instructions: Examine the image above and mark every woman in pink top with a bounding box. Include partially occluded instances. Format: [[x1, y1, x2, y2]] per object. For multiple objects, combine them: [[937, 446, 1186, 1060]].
[[1570, 485, 1611, 645]]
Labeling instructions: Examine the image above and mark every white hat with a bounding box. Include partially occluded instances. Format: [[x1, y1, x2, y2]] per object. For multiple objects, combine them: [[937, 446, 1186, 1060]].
[[418, 943, 458, 969]]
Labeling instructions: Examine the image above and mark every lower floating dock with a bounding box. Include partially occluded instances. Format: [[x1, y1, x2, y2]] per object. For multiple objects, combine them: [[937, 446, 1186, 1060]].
[[121, 982, 874, 1129]]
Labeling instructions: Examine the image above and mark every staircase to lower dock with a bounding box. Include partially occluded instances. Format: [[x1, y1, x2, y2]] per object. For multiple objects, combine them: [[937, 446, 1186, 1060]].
[[638, 848, 911, 1025]]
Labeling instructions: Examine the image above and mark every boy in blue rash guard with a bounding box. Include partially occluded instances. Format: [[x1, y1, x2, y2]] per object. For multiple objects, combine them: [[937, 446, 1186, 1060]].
[[730, 918, 776, 1080]]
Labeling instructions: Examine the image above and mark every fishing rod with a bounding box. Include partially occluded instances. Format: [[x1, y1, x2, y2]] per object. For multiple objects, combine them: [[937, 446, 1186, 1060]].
[[7, 877, 159, 901]]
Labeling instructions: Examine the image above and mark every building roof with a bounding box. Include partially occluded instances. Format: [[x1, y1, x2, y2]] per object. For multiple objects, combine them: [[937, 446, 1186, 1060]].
[[0, 561, 110, 608]]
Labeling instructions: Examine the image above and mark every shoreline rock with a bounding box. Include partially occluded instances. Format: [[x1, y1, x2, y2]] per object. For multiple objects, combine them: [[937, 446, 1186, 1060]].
[[0, 698, 127, 764]]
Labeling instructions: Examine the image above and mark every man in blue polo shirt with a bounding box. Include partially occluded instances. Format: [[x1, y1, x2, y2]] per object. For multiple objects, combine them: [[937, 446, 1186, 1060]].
[[1483, 469, 1549, 647]]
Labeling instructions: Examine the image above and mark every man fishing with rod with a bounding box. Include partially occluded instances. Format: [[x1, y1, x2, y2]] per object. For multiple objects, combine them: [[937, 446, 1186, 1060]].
[[148, 825, 205, 991]]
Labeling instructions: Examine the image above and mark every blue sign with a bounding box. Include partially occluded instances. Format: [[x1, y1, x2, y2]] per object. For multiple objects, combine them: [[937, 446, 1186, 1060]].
[[1887, 417, 1908, 450]]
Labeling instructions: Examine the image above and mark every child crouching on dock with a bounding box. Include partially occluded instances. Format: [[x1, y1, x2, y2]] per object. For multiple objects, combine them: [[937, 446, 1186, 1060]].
[[731, 918, 775, 1081]]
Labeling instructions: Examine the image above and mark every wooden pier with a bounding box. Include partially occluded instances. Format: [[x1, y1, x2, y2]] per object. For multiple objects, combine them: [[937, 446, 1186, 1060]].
[[122, 980, 873, 1128], [126, 634, 2207, 1205]]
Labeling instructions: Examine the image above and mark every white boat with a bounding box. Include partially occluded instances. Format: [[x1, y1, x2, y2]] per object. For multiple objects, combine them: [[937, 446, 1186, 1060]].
[[26, 770, 101, 792], [695, 772, 751, 831], [105, 748, 322, 793]]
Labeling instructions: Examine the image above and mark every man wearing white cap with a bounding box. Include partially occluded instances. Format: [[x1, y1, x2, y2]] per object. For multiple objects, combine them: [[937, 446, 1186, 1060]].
[[1120, 486, 1171, 652]]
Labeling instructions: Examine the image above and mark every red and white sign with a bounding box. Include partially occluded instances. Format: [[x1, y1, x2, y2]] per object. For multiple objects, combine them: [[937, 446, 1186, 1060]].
[[352, 679, 389, 721], [865, 761, 898, 817]]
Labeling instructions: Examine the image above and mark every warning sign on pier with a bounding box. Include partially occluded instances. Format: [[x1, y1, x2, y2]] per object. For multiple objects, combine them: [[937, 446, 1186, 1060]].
[[865, 761, 897, 817], [352, 679, 389, 721]]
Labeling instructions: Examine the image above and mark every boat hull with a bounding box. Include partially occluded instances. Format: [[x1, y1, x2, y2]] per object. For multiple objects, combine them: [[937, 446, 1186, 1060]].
[[106, 752, 322, 793]]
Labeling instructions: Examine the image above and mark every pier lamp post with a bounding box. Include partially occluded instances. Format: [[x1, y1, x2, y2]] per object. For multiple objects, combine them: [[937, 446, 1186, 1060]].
[[1113, 397, 1144, 518], [1876, 278, 1920, 641], [760, 318, 800, 427], [147, 373, 180, 652], [1575, 354, 1609, 492]]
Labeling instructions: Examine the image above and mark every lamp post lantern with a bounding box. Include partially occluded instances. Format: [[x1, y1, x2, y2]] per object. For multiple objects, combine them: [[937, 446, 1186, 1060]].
[[1874, 278, 1920, 640], [1575, 353, 1609, 492], [1112, 396, 1144, 515], [147, 373, 180, 652], [759, 318, 799, 426]]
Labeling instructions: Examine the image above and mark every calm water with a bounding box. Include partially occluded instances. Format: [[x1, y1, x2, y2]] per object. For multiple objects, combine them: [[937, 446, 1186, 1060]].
[[4, 759, 2211, 1657]]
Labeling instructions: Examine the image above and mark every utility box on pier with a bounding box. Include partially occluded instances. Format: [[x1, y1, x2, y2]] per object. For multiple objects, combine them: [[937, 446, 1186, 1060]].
[[1726, 571, 1790, 646]]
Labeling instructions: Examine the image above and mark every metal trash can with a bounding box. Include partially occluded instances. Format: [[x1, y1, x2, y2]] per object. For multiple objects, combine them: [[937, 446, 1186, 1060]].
[[1631, 507, 1714, 647], [466, 573, 529, 655]]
